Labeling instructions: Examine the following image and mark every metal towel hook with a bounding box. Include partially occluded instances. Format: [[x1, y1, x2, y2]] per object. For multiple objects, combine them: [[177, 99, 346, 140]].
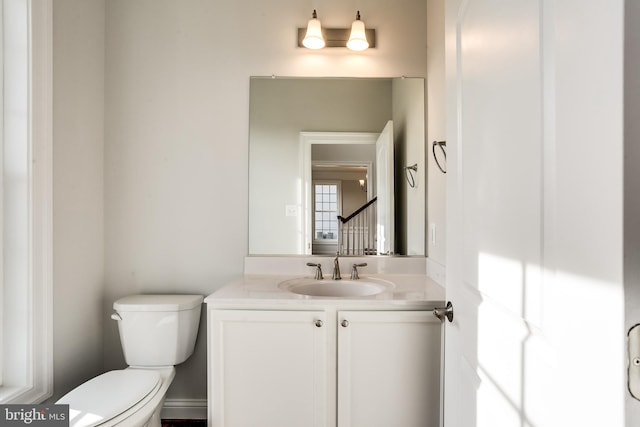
[[432, 140, 447, 174], [404, 164, 418, 188]]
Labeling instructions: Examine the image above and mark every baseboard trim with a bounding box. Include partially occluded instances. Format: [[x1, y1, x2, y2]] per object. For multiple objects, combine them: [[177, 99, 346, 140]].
[[161, 398, 207, 420]]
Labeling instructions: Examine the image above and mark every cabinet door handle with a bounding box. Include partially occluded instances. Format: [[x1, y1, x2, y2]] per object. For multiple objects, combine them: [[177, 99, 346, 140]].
[[341, 319, 349, 328], [315, 320, 323, 327]]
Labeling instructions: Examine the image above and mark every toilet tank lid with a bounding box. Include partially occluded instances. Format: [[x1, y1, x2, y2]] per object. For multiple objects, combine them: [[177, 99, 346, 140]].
[[113, 294, 203, 312]]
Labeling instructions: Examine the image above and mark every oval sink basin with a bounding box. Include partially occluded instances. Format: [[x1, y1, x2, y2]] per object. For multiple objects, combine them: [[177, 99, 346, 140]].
[[279, 278, 393, 297]]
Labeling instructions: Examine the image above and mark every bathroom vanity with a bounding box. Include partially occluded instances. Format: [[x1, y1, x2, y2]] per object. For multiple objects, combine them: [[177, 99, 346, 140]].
[[206, 272, 445, 427]]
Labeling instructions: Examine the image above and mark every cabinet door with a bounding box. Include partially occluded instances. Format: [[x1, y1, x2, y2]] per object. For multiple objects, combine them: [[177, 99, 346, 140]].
[[209, 310, 330, 427], [337, 310, 441, 427]]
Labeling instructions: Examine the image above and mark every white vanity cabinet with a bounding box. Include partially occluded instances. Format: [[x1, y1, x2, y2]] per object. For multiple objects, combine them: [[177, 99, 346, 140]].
[[209, 309, 330, 427], [208, 307, 441, 427], [337, 310, 441, 427]]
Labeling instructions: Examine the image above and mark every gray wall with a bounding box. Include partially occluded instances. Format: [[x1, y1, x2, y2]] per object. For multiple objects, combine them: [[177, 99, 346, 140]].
[[392, 78, 426, 256], [52, 0, 105, 400]]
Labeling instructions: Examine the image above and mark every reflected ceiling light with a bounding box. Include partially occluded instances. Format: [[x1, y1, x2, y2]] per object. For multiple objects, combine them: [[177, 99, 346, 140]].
[[347, 11, 369, 51], [302, 10, 325, 50]]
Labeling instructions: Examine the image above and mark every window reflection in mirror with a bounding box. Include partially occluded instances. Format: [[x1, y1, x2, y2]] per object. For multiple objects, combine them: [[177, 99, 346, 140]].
[[312, 181, 340, 254]]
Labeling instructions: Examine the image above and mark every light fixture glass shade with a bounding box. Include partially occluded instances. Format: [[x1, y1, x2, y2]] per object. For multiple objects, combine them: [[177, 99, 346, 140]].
[[302, 10, 325, 49], [347, 11, 369, 51]]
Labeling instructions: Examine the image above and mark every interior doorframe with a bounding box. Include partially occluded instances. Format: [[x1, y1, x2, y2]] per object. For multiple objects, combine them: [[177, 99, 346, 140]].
[[300, 132, 378, 255]]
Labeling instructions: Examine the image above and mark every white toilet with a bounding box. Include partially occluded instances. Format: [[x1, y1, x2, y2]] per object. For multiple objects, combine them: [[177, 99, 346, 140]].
[[57, 294, 204, 427]]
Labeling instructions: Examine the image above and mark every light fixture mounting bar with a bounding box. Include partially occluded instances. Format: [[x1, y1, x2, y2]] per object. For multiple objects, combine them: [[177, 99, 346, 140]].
[[297, 28, 376, 48]]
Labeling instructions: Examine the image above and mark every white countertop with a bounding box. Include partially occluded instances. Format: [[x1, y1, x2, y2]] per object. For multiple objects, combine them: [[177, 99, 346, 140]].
[[205, 274, 446, 310]]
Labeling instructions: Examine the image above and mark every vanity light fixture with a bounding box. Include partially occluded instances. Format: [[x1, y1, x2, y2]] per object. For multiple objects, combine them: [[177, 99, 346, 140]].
[[346, 11, 369, 51], [298, 10, 376, 50], [302, 10, 325, 49], [359, 179, 367, 192]]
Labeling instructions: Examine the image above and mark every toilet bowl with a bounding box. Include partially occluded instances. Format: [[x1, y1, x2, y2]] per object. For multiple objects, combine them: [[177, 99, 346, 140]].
[[58, 367, 173, 427], [56, 295, 203, 427]]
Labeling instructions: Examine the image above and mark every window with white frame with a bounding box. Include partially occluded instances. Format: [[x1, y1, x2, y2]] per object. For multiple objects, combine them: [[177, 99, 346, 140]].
[[0, 0, 53, 403], [313, 182, 340, 242]]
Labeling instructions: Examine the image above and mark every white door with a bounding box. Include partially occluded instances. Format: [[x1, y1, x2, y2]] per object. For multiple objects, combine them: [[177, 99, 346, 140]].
[[375, 120, 394, 255], [444, 1, 625, 427], [337, 311, 441, 427], [209, 310, 330, 427]]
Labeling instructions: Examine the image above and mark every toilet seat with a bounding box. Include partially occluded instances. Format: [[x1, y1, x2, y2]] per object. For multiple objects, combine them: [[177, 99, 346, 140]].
[[57, 370, 162, 427]]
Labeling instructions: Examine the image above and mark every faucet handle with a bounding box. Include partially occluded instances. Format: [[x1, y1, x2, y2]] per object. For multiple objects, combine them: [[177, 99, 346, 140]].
[[306, 262, 323, 280], [350, 263, 368, 280]]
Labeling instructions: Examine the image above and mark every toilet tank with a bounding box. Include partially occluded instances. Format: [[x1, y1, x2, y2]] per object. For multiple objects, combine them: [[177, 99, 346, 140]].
[[113, 294, 203, 366]]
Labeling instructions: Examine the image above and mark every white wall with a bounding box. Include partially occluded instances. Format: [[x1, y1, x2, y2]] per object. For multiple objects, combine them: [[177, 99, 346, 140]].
[[52, 0, 105, 400], [426, 0, 446, 268], [102, 0, 429, 403]]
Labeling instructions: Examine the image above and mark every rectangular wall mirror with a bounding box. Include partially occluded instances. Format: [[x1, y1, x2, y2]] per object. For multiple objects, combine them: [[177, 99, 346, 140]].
[[248, 77, 425, 256]]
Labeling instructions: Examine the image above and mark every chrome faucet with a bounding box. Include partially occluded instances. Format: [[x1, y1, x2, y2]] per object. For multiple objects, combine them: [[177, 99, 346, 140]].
[[350, 262, 368, 280], [332, 252, 342, 280], [306, 262, 323, 280]]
